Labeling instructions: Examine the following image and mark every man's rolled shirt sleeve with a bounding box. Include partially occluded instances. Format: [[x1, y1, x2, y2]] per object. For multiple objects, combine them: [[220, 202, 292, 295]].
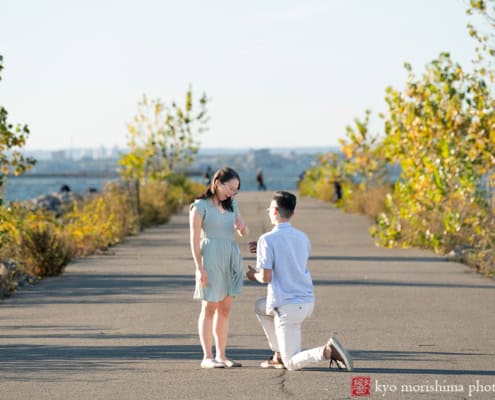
[[257, 236, 274, 270]]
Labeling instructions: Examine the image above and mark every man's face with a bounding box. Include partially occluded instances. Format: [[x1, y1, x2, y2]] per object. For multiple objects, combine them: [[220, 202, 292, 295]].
[[267, 200, 278, 225]]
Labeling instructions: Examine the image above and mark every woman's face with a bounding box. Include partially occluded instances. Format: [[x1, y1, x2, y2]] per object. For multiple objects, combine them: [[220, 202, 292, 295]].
[[216, 178, 239, 201]]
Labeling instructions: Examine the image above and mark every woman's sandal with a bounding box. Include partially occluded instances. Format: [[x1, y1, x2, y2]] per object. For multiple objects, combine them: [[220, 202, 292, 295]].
[[200, 358, 225, 368], [217, 359, 242, 368]]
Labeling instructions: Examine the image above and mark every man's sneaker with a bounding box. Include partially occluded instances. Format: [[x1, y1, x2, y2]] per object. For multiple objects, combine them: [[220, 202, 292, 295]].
[[260, 354, 285, 369], [325, 336, 353, 372]]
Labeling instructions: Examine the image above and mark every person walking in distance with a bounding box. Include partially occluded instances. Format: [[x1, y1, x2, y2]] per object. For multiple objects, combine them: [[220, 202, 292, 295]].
[[256, 168, 267, 191], [189, 167, 249, 368], [246, 191, 353, 371]]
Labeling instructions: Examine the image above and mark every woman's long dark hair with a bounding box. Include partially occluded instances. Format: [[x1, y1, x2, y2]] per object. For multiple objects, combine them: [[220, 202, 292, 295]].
[[197, 167, 240, 212]]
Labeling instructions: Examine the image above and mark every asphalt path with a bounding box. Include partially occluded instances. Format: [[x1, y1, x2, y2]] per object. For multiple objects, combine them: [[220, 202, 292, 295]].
[[1, 192, 495, 399]]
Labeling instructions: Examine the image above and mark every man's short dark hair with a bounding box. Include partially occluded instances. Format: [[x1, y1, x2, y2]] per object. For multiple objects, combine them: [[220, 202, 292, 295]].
[[273, 191, 296, 218]]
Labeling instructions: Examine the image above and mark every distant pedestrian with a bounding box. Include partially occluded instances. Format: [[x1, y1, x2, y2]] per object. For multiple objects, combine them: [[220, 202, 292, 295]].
[[189, 167, 249, 369], [247, 191, 353, 371], [256, 168, 267, 191], [297, 170, 306, 189], [203, 165, 213, 186], [333, 180, 342, 201], [59, 184, 71, 193]]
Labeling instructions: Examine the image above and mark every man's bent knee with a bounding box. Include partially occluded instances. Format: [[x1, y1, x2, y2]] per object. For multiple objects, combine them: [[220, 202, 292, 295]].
[[255, 297, 267, 316]]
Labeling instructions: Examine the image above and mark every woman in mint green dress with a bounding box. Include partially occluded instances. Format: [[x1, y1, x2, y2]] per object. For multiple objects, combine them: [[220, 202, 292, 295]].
[[189, 167, 248, 369]]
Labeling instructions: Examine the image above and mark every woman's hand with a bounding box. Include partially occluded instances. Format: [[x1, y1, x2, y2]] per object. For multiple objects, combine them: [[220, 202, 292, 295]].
[[196, 268, 208, 287], [235, 220, 248, 237]]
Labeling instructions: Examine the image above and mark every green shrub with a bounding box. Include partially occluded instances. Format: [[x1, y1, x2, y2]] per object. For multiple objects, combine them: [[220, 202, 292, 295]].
[[65, 182, 138, 256], [1, 176, 201, 283], [138, 178, 205, 228], [468, 249, 495, 278], [182, 179, 206, 203], [20, 222, 73, 277], [139, 180, 174, 228], [343, 185, 391, 220]]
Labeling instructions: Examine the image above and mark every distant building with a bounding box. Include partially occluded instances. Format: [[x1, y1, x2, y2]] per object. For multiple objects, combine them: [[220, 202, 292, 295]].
[[51, 150, 67, 160], [110, 146, 122, 159], [246, 148, 273, 169], [81, 148, 94, 160], [94, 146, 107, 160]]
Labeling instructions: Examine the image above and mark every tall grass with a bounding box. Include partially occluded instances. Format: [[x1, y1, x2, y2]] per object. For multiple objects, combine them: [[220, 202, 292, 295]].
[[20, 221, 73, 276], [139, 180, 175, 228], [341, 185, 392, 220], [301, 177, 391, 220]]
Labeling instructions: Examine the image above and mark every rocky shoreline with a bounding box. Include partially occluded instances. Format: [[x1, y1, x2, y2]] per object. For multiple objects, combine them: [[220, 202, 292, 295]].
[[0, 260, 40, 300], [20, 184, 99, 216]]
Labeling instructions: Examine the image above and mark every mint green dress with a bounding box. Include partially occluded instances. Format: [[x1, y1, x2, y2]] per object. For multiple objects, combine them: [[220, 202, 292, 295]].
[[191, 198, 243, 301]]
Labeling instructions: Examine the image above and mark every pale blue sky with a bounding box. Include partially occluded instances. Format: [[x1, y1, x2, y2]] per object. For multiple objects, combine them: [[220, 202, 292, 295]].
[[0, 0, 480, 150]]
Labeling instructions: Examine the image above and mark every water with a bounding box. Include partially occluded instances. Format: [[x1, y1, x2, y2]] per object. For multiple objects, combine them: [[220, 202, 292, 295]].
[[3, 168, 301, 203], [3, 176, 117, 202]]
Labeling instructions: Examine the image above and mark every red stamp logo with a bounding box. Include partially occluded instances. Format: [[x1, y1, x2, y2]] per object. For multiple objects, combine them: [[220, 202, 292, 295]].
[[351, 376, 371, 397]]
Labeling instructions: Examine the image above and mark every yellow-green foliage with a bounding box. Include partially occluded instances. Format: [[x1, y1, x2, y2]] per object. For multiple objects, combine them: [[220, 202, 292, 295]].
[[0, 206, 72, 277], [298, 169, 322, 199], [464, 248, 495, 278], [65, 182, 138, 256], [300, 52, 495, 278], [300, 112, 390, 212], [299, 153, 342, 202], [299, 171, 334, 202], [138, 178, 206, 228], [0, 55, 36, 204], [343, 185, 392, 220], [1, 206, 50, 257], [0, 206, 19, 255], [139, 180, 174, 228], [119, 90, 209, 182], [184, 180, 206, 201], [178, 179, 206, 212], [313, 179, 335, 203], [373, 54, 495, 253], [20, 221, 73, 277], [339, 110, 389, 191], [1, 177, 200, 283]]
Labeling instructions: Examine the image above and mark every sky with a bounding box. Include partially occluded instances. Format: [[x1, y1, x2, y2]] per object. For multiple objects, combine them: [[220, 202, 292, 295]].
[[0, 0, 483, 151]]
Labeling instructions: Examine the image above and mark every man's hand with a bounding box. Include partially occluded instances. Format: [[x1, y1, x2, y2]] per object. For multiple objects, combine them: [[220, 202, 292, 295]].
[[246, 265, 258, 282]]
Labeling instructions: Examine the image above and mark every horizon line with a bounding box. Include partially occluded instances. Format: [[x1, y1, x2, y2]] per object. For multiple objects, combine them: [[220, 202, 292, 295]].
[[24, 145, 341, 152]]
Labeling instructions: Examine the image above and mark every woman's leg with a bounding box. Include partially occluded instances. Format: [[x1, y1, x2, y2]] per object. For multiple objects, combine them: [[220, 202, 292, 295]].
[[198, 300, 218, 359], [213, 295, 234, 361]]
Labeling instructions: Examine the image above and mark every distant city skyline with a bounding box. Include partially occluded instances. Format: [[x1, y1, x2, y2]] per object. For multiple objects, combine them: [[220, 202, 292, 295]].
[[24, 144, 340, 161], [5, 145, 317, 201], [1, 0, 480, 151]]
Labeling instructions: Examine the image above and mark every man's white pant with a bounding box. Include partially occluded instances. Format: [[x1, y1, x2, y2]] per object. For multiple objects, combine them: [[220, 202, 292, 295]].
[[255, 297, 326, 371]]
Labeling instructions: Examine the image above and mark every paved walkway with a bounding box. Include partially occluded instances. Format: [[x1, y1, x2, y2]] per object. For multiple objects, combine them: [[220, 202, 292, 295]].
[[1, 192, 495, 399]]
